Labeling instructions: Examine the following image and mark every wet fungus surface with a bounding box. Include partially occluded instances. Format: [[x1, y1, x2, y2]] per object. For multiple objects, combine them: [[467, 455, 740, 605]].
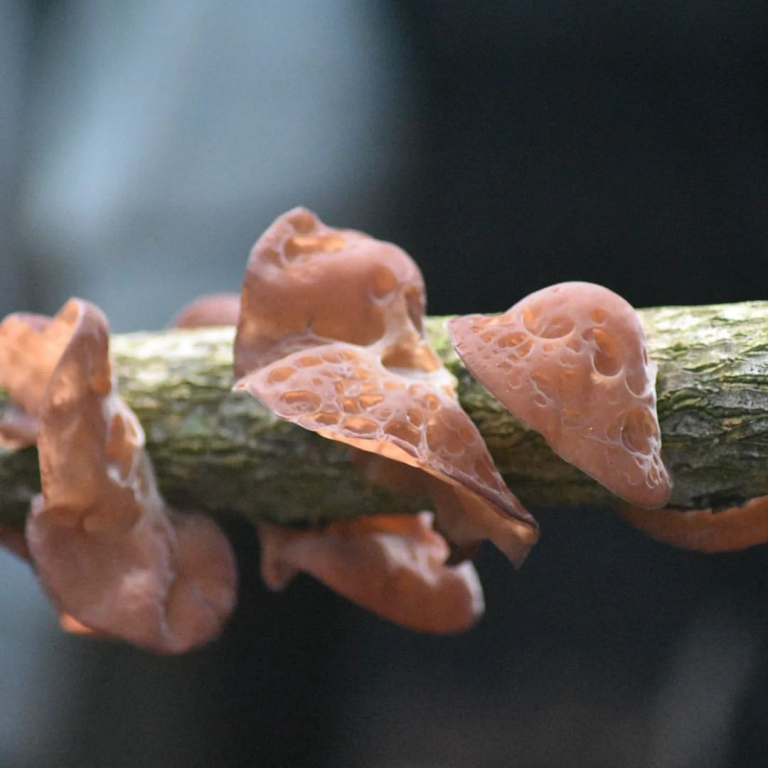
[[448, 282, 671, 509], [234, 207, 428, 376], [0, 309, 71, 448], [0, 299, 237, 653], [229, 207, 539, 630], [234, 208, 538, 571], [622, 496, 768, 553], [258, 512, 483, 633]]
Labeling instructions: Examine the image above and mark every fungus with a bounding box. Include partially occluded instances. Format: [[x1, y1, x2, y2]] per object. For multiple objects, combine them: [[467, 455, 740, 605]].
[[234, 207, 428, 376], [258, 512, 483, 633], [448, 282, 671, 509], [0, 310, 67, 448], [1, 299, 237, 653], [171, 292, 241, 329], [621, 496, 768, 552], [234, 208, 538, 570]]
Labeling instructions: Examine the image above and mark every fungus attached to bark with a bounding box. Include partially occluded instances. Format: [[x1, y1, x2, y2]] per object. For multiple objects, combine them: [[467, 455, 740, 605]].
[[448, 282, 671, 508], [258, 512, 483, 633], [234, 208, 538, 572], [0, 523, 28, 561], [621, 496, 768, 552], [1, 299, 237, 653], [0, 310, 69, 448], [233, 206, 429, 376]]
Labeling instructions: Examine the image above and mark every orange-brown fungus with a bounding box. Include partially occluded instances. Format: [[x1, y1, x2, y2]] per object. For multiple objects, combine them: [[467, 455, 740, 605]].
[[234, 208, 538, 568], [448, 282, 671, 508], [234, 206, 429, 376], [0, 310, 70, 448], [13, 299, 237, 653], [237, 342, 535, 564], [258, 512, 484, 633], [171, 292, 241, 328], [622, 496, 768, 552]]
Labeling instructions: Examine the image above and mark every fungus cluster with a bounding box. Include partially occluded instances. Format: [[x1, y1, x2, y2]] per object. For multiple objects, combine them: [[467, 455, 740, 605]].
[[232, 208, 539, 631], [0, 300, 237, 653], [5, 204, 763, 652]]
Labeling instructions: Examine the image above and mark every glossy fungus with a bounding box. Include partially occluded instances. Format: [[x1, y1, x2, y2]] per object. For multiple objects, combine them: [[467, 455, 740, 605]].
[[259, 512, 483, 633], [234, 206, 428, 376], [448, 282, 671, 508], [622, 496, 768, 552], [1, 299, 237, 653], [0, 310, 68, 448], [234, 208, 538, 571]]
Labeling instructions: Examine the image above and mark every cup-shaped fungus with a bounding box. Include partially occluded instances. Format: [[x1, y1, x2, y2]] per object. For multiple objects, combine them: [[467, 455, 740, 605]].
[[0, 299, 237, 653], [448, 282, 671, 509], [259, 512, 483, 633], [235, 208, 538, 573], [621, 496, 768, 552]]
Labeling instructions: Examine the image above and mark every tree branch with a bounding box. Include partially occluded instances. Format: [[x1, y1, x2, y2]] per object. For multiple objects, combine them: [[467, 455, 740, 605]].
[[2, 302, 767, 527]]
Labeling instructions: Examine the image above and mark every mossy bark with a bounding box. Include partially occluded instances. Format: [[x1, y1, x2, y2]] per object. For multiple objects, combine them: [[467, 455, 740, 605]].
[[2, 302, 767, 527]]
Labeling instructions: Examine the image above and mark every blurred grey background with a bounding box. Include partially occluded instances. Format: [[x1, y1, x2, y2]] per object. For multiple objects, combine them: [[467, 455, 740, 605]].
[[1, 1, 768, 766]]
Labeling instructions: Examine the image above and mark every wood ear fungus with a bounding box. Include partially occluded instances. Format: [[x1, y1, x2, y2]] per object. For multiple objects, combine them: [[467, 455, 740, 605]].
[[449, 282, 671, 509], [235, 209, 538, 575], [1, 299, 238, 653]]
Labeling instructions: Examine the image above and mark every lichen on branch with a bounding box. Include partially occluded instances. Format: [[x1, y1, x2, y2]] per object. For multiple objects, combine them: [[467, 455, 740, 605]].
[[2, 301, 768, 527]]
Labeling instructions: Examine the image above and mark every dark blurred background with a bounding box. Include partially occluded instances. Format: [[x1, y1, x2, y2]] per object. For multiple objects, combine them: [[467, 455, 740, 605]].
[[1, 1, 767, 766]]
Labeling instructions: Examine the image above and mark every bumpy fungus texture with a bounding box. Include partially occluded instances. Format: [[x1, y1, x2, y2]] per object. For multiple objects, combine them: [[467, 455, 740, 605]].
[[259, 512, 483, 633], [234, 207, 428, 376], [171, 292, 241, 329], [448, 282, 671, 509], [0, 299, 237, 653], [234, 208, 538, 571], [622, 497, 768, 552]]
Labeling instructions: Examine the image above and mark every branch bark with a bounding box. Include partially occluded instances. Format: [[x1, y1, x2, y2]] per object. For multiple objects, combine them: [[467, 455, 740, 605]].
[[2, 302, 767, 527]]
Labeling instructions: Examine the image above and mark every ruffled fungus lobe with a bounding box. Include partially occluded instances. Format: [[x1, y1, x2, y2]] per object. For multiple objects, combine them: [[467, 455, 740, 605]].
[[622, 496, 768, 552], [234, 206, 429, 375], [11, 299, 236, 653], [259, 512, 483, 633], [448, 282, 671, 508], [0, 310, 67, 448], [171, 292, 241, 328], [235, 208, 538, 568]]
